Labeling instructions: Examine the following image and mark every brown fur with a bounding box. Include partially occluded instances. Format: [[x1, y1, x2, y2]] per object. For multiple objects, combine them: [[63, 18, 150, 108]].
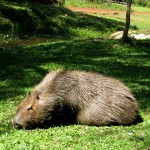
[[13, 70, 142, 129]]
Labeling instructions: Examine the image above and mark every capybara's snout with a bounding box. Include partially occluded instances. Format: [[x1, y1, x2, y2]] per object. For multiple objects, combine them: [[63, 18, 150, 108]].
[[12, 118, 23, 130]]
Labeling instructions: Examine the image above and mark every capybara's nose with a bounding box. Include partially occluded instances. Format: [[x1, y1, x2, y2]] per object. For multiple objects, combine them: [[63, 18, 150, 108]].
[[13, 120, 23, 130]]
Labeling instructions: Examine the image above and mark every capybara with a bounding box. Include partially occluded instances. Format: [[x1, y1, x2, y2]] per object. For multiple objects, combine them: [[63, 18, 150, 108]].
[[13, 70, 142, 129]]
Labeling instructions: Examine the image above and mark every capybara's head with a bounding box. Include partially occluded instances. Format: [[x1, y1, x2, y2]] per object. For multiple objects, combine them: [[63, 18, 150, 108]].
[[12, 92, 53, 129]]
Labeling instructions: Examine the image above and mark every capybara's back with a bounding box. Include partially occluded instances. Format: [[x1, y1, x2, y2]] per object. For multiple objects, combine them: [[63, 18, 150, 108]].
[[13, 70, 142, 129]]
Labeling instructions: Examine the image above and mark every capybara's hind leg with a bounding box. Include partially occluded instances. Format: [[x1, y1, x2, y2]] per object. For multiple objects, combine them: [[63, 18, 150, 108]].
[[76, 103, 111, 126]]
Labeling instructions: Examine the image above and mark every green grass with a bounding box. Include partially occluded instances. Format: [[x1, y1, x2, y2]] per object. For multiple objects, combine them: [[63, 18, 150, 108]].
[[0, 0, 150, 149], [1, 125, 150, 149], [66, 0, 127, 10], [133, 5, 150, 12], [0, 39, 150, 149], [66, 0, 150, 34], [92, 12, 150, 34]]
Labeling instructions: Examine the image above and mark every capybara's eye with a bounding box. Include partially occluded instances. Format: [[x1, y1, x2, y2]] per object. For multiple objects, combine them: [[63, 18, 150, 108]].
[[27, 106, 33, 111]]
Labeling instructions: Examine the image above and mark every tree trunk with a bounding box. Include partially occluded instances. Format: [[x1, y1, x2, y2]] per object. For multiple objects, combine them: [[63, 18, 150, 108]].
[[122, 0, 132, 43]]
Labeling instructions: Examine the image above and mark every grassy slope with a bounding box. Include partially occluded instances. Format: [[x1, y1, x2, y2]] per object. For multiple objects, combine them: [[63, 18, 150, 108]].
[[1, 0, 150, 40], [0, 39, 150, 149], [0, 0, 126, 40]]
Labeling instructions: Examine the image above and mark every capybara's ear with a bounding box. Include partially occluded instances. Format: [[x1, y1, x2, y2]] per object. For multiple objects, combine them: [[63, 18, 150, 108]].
[[36, 95, 40, 100]]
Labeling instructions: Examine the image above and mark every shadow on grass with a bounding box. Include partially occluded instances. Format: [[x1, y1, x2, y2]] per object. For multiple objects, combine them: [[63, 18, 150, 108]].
[[0, 38, 150, 107], [0, 38, 150, 135]]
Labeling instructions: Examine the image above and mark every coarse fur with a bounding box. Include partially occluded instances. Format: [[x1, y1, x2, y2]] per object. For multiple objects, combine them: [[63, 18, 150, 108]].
[[13, 70, 142, 129]]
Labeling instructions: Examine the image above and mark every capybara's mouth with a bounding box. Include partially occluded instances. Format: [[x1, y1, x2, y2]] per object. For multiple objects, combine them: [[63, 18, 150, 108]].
[[12, 119, 45, 130], [13, 122, 23, 130], [12, 120, 32, 130], [13, 123, 34, 130]]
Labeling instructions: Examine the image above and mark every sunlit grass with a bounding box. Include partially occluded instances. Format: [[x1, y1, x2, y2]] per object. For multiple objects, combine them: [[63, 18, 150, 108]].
[[133, 5, 150, 12], [66, 0, 126, 10], [91, 12, 150, 34], [66, 0, 150, 34]]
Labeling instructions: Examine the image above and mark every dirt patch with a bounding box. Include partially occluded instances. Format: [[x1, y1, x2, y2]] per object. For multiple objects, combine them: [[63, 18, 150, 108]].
[[68, 6, 150, 15], [0, 38, 60, 48]]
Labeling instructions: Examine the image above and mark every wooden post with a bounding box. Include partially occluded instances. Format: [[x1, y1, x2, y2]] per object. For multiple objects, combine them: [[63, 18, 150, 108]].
[[122, 0, 132, 43]]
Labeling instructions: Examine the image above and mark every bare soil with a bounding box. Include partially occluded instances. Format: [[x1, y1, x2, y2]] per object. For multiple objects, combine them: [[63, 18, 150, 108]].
[[68, 6, 150, 15]]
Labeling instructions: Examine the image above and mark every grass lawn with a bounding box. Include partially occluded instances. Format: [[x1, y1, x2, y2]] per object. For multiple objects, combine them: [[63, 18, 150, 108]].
[[92, 12, 150, 34], [0, 0, 150, 150], [66, 0, 127, 10], [66, 0, 150, 12], [66, 0, 150, 34], [0, 39, 150, 149]]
